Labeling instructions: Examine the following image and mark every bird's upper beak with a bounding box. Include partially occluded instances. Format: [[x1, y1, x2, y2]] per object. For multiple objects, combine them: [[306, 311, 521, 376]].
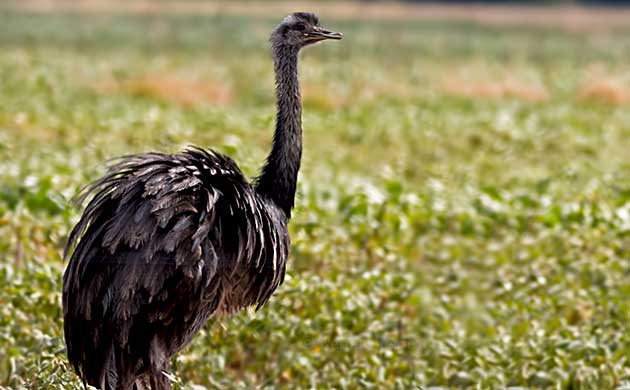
[[307, 27, 343, 41]]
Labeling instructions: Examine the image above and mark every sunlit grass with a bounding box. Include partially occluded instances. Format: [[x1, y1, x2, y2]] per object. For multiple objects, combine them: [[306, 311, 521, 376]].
[[1, 8, 630, 389]]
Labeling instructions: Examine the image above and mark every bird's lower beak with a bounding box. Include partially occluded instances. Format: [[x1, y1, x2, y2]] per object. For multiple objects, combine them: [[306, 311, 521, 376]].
[[308, 28, 343, 41]]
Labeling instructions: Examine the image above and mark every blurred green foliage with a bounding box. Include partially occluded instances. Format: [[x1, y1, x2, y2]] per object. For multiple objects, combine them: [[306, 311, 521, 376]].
[[1, 8, 630, 390]]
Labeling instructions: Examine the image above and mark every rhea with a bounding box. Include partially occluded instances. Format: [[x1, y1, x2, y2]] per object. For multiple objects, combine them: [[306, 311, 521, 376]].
[[63, 13, 341, 390]]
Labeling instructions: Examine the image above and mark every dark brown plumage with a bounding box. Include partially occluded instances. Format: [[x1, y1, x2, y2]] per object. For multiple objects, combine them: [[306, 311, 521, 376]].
[[62, 13, 341, 390]]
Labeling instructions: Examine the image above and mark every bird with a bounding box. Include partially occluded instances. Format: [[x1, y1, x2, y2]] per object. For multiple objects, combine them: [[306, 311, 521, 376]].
[[62, 12, 342, 390]]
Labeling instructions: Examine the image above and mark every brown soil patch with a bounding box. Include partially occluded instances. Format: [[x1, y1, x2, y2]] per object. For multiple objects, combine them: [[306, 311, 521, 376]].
[[94, 73, 233, 107], [303, 81, 417, 109], [580, 79, 630, 105], [9, 1, 630, 31], [578, 66, 630, 105], [442, 79, 549, 102]]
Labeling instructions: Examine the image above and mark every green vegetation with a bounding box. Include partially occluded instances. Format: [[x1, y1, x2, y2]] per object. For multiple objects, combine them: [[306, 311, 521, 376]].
[[1, 8, 630, 390]]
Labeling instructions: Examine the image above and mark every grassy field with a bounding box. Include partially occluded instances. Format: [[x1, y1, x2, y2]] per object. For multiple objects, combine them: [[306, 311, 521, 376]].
[[1, 5, 630, 389]]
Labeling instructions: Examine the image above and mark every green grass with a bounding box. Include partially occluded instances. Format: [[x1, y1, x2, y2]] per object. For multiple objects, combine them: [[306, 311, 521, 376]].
[[1, 7, 630, 389]]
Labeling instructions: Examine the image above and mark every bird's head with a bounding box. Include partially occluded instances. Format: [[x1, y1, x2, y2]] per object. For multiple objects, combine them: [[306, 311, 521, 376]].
[[271, 12, 342, 49]]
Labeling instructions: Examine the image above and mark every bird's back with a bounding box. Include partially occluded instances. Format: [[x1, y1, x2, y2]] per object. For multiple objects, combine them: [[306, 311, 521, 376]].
[[63, 147, 289, 389]]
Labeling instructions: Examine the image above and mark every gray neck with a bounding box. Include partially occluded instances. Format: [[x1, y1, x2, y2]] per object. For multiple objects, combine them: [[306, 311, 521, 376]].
[[255, 43, 302, 218]]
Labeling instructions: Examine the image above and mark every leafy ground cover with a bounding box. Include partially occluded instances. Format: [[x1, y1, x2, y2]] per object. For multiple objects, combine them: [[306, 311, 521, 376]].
[[1, 6, 630, 389]]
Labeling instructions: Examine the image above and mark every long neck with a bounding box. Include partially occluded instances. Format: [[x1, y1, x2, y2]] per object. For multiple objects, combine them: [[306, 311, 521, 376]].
[[255, 44, 302, 218]]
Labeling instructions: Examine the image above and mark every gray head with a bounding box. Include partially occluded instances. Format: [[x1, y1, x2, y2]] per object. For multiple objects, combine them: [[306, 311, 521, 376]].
[[271, 12, 342, 49]]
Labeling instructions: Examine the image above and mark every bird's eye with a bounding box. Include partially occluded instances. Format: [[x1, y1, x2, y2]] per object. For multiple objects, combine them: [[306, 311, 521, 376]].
[[294, 23, 306, 31]]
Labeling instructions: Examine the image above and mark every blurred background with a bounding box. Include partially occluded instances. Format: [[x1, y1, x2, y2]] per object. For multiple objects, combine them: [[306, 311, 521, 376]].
[[1, 1, 630, 389]]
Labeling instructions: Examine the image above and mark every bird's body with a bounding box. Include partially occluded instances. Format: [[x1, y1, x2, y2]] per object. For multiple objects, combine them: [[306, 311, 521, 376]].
[[63, 149, 289, 389], [62, 13, 341, 390]]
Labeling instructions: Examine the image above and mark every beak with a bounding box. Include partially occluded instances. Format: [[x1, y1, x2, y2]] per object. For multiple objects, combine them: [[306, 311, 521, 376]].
[[308, 27, 343, 41]]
